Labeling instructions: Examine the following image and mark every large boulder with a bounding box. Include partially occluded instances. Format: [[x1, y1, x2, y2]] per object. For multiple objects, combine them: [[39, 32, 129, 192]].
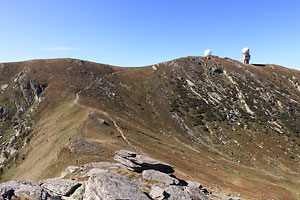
[[39, 178, 81, 196], [0, 180, 50, 200], [84, 171, 150, 200], [142, 169, 179, 185], [114, 150, 174, 173]]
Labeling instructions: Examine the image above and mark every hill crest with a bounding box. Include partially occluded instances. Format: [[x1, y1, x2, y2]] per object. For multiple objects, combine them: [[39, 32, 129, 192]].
[[0, 56, 299, 199]]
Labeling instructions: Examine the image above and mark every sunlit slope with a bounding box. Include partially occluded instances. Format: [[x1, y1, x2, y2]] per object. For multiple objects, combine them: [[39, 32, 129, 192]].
[[0, 57, 299, 199]]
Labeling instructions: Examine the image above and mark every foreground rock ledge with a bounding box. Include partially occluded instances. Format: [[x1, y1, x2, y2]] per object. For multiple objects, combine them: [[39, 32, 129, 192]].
[[114, 149, 175, 173], [0, 150, 241, 200]]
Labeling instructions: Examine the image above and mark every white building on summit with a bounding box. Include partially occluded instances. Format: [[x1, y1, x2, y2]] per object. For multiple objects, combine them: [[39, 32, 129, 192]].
[[204, 49, 212, 57], [242, 47, 250, 64], [204, 49, 212, 59]]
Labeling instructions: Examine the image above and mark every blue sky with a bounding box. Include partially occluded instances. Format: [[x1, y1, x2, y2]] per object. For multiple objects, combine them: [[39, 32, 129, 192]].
[[0, 0, 300, 70]]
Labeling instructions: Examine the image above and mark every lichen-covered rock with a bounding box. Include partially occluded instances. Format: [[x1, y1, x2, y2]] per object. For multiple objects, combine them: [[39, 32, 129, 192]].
[[39, 178, 81, 196], [114, 150, 174, 173], [84, 171, 150, 200], [142, 169, 179, 185], [0, 180, 50, 200]]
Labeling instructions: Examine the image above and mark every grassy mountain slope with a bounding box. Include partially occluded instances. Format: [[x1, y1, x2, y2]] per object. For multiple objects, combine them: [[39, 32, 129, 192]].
[[0, 57, 299, 199]]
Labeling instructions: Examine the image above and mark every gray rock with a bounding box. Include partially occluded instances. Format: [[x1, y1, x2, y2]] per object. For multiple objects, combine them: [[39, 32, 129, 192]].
[[142, 170, 179, 185], [186, 180, 202, 188], [84, 171, 150, 200], [30, 80, 43, 100], [87, 168, 108, 177], [81, 162, 116, 171], [149, 186, 166, 200], [19, 78, 34, 103], [187, 180, 209, 195], [164, 185, 192, 200], [184, 186, 208, 200], [0, 180, 50, 200], [70, 183, 86, 200], [114, 150, 174, 173], [0, 84, 8, 91], [39, 178, 81, 196]]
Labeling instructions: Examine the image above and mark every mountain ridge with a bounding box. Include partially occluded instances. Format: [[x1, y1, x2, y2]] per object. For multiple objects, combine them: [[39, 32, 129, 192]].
[[2, 57, 300, 72], [0, 56, 299, 199]]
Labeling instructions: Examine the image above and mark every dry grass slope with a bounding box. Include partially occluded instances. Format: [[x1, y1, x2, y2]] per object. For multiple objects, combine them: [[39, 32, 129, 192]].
[[0, 57, 299, 199]]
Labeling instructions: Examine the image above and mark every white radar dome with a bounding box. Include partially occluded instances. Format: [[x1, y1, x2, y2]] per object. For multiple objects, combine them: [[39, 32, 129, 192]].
[[242, 47, 250, 54], [204, 49, 212, 57]]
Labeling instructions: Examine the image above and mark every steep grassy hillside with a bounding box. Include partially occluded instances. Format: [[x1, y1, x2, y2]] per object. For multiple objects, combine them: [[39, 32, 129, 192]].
[[0, 57, 299, 199]]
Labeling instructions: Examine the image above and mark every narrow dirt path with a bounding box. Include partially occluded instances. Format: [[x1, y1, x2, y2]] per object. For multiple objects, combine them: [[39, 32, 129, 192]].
[[74, 93, 138, 151]]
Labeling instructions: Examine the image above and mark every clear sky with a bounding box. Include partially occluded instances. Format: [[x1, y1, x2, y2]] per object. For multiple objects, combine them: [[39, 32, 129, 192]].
[[0, 0, 300, 70]]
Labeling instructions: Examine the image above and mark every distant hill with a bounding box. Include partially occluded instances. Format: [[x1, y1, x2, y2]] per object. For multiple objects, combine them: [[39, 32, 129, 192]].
[[0, 57, 299, 199]]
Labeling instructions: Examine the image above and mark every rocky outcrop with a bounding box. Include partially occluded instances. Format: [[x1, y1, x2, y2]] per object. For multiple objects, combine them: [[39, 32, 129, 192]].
[[142, 169, 179, 185], [16, 71, 46, 105], [84, 171, 150, 200], [114, 149, 174, 173], [184, 185, 208, 200], [0, 180, 51, 200], [148, 183, 209, 200], [30, 80, 43, 101], [0, 68, 48, 167], [0, 150, 215, 200], [164, 185, 194, 200], [39, 178, 81, 196]]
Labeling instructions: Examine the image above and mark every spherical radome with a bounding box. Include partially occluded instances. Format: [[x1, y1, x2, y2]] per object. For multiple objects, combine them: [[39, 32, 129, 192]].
[[204, 49, 212, 57], [242, 47, 250, 54]]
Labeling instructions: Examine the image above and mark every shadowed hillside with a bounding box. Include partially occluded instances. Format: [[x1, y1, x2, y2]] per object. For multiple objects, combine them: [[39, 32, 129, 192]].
[[0, 57, 299, 199]]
